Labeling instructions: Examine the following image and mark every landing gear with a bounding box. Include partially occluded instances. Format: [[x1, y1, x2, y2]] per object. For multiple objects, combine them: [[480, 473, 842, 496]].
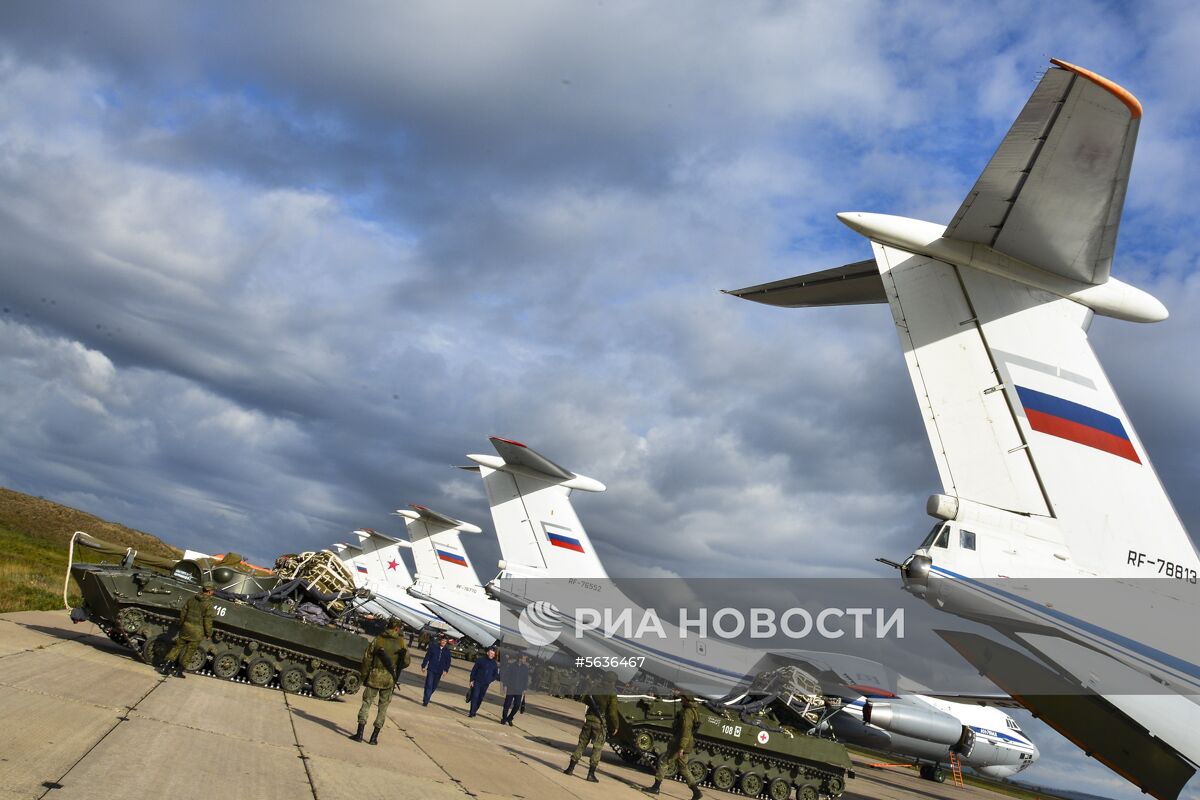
[[919, 764, 946, 782]]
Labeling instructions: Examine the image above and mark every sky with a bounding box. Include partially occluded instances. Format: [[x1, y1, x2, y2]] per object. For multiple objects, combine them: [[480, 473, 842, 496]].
[[1, 2, 1199, 797]]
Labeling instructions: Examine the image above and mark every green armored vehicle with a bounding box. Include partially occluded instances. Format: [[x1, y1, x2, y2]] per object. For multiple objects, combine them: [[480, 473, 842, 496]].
[[610, 667, 854, 799], [67, 532, 370, 699]]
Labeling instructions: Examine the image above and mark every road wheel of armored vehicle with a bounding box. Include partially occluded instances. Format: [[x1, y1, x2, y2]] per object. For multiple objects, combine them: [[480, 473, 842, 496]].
[[711, 765, 736, 791], [797, 783, 819, 800], [825, 774, 846, 796], [117, 608, 144, 635], [311, 670, 339, 700], [280, 667, 306, 694], [341, 672, 361, 695], [767, 777, 791, 800], [739, 771, 764, 797], [181, 647, 207, 672], [142, 633, 170, 667], [633, 731, 655, 755], [686, 760, 707, 785], [246, 658, 275, 686], [212, 651, 242, 679]]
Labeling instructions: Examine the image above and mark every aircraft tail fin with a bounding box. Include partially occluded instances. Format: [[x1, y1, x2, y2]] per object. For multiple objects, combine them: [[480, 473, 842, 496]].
[[468, 437, 608, 579], [394, 505, 482, 585]]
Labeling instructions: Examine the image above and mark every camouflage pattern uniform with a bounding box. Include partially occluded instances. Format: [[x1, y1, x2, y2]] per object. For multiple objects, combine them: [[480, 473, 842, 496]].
[[163, 588, 214, 675], [565, 674, 620, 781], [646, 696, 703, 798], [353, 624, 409, 743]]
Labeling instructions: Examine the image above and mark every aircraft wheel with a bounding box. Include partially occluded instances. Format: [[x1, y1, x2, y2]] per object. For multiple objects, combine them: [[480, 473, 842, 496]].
[[932, 768, 946, 783]]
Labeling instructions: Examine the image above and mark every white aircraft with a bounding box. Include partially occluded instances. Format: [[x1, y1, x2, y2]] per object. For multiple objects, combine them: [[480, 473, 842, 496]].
[[398, 503, 527, 647], [727, 58, 1199, 800], [329, 529, 463, 637], [476, 437, 1037, 781]]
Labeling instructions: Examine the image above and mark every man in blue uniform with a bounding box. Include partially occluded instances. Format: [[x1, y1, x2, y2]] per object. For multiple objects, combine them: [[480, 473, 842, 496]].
[[499, 653, 530, 725], [467, 645, 500, 717], [421, 632, 453, 705]]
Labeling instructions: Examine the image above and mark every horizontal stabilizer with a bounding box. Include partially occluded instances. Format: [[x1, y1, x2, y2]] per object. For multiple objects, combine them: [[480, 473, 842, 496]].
[[467, 437, 606, 492], [393, 505, 482, 534], [490, 436, 574, 480], [937, 630, 1195, 800], [723, 259, 884, 308]]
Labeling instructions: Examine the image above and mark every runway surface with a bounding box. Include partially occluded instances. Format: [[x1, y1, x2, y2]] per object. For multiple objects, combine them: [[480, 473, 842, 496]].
[[1, 610, 1035, 800]]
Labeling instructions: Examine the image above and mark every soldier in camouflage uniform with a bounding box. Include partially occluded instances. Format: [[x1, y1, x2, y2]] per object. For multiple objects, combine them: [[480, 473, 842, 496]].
[[161, 583, 215, 678], [564, 672, 620, 782], [644, 694, 703, 799], [351, 618, 410, 745]]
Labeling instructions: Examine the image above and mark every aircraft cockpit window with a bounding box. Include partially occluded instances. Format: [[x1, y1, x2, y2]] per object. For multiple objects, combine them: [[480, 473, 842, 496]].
[[920, 523, 944, 549], [960, 530, 977, 551], [1005, 718, 1022, 732], [933, 527, 950, 548]]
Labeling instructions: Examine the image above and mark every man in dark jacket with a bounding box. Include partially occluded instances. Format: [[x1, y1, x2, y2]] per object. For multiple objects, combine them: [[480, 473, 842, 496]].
[[467, 645, 500, 717], [421, 632, 453, 705], [565, 672, 620, 782], [351, 618, 410, 745], [499, 654, 531, 725], [162, 583, 215, 678]]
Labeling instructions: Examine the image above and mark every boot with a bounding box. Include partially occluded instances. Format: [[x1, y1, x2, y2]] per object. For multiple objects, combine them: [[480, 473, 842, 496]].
[[690, 788, 703, 800], [586, 766, 599, 783], [368, 727, 380, 745], [174, 663, 186, 679], [563, 759, 577, 776], [642, 780, 661, 795], [349, 722, 365, 742]]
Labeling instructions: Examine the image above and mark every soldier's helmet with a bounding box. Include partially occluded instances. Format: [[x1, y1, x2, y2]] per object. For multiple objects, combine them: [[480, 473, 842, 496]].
[[200, 581, 215, 592], [386, 617, 402, 631]]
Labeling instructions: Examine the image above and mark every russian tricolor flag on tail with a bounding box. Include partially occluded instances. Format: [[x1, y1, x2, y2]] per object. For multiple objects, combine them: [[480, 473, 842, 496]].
[[1016, 386, 1140, 463], [356, 565, 369, 575], [547, 531, 585, 552], [436, 549, 468, 567]]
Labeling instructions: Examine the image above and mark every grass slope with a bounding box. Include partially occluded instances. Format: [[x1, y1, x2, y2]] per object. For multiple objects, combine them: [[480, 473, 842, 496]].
[[0, 487, 180, 613]]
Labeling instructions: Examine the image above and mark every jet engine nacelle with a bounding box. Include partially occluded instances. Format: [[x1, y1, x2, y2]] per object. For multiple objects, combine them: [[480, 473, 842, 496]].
[[863, 700, 970, 752]]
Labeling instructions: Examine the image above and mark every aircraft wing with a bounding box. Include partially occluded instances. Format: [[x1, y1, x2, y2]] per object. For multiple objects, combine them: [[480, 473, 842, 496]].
[[917, 691, 1024, 710], [946, 59, 1140, 285], [937, 630, 1195, 800]]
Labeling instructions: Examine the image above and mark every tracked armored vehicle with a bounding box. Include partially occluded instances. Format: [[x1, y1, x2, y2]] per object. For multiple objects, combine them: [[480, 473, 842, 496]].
[[68, 532, 370, 699], [610, 667, 854, 799]]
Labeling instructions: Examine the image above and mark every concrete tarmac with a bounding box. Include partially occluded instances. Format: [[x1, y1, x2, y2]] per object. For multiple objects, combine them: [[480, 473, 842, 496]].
[[1, 611, 1021, 800]]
